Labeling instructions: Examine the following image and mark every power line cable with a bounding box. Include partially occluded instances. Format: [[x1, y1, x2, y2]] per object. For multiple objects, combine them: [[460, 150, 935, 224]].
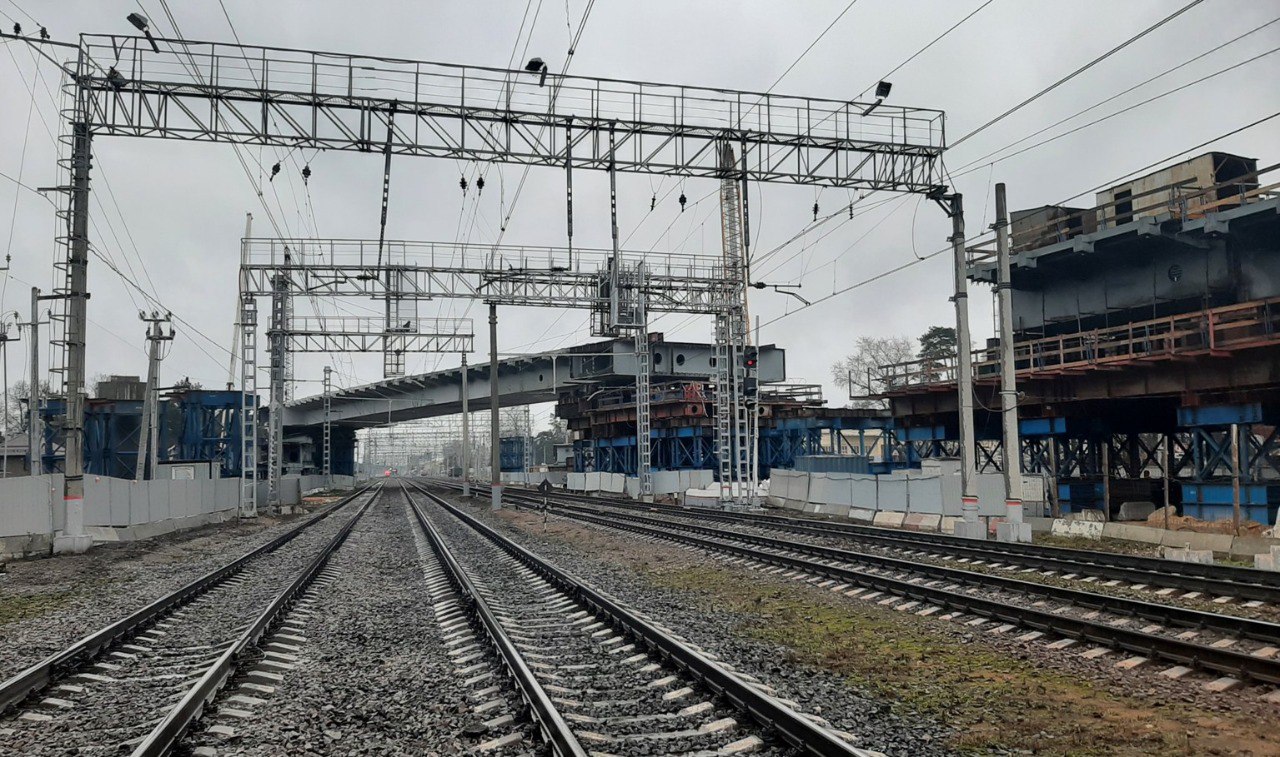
[[951, 0, 1206, 149], [757, 111, 1280, 333]]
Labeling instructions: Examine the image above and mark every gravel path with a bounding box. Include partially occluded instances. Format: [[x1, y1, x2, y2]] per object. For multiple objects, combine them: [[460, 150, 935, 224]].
[[0, 492, 371, 756], [437, 488, 952, 757], [0, 495, 353, 682], [185, 485, 511, 755]]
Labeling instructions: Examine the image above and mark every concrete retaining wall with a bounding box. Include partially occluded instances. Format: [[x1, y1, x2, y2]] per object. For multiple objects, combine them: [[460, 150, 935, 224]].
[[767, 468, 1049, 530], [2, 474, 248, 559]]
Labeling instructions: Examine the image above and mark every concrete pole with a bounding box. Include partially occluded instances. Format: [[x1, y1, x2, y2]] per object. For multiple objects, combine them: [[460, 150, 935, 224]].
[[55, 122, 93, 555], [1, 323, 8, 478], [27, 288, 40, 476], [461, 352, 471, 497], [135, 320, 160, 481], [1231, 423, 1241, 532], [947, 193, 983, 540], [994, 184, 1029, 543], [489, 304, 502, 509], [1162, 433, 1172, 530], [1100, 441, 1111, 521]]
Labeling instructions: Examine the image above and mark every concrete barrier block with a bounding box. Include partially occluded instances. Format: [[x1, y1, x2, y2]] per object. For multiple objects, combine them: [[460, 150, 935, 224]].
[[1163, 546, 1214, 565], [1066, 509, 1105, 523], [848, 508, 876, 523], [1101, 522, 1165, 545], [903, 513, 942, 532], [940, 516, 962, 534], [1228, 537, 1280, 558], [1027, 516, 1055, 534], [1159, 530, 1234, 553], [1066, 520, 1104, 540], [782, 498, 807, 511], [873, 511, 906, 529], [1116, 501, 1156, 522], [1255, 553, 1277, 572]]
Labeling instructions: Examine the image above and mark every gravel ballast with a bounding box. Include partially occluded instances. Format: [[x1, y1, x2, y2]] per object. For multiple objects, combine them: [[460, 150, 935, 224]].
[[0, 494, 356, 682]]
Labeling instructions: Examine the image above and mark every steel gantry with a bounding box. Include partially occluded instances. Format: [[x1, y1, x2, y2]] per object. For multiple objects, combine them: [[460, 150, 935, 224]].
[[44, 31, 947, 537]]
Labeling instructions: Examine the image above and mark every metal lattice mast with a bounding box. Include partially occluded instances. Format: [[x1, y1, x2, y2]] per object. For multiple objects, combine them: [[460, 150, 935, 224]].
[[266, 267, 289, 510], [716, 144, 750, 506], [238, 291, 259, 517], [634, 282, 652, 500], [322, 365, 332, 488], [522, 404, 532, 477]]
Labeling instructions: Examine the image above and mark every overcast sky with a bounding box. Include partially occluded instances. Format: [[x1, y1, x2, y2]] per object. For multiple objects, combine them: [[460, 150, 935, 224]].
[[1, 0, 1276, 431]]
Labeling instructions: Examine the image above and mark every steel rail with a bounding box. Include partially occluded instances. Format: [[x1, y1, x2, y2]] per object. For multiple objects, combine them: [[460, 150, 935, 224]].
[[475, 485, 1280, 685], [501, 490, 1280, 646], [0, 484, 374, 715], [130, 483, 384, 756], [406, 480, 871, 756], [521, 487, 1280, 602], [403, 486, 588, 757]]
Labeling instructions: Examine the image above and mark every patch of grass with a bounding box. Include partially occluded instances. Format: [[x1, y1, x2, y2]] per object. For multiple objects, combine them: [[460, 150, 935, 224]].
[[649, 565, 1273, 756], [0, 590, 75, 626]]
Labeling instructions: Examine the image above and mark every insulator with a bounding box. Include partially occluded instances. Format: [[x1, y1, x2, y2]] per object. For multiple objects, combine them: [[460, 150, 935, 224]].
[[812, 202, 819, 221], [476, 176, 485, 194], [40, 27, 49, 40], [678, 192, 687, 212], [269, 162, 281, 181], [12, 23, 20, 36], [459, 176, 468, 194], [650, 194, 656, 211], [301, 165, 312, 183]]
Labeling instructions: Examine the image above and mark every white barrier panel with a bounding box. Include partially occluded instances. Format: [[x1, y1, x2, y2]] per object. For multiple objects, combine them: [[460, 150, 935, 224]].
[[906, 477, 944, 514], [849, 475, 877, 509], [0, 474, 59, 537], [808, 473, 841, 505], [604, 473, 625, 494], [877, 477, 909, 512], [975, 472, 1008, 516], [789, 472, 811, 504], [940, 471, 963, 516], [585, 472, 601, 491], [768, 471, 792, 501], [653, 470, 682, 495], [568, 472, 586, 491]]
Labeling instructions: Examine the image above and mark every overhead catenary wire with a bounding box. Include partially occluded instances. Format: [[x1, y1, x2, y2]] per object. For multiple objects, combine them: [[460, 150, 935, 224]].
[[755, 111, 1280, 334], [950, 0, 1206, 149]]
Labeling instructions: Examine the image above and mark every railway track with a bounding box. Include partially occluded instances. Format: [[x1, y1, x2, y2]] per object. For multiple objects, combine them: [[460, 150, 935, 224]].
[[517, 487, 1280, 605], [0, 483, 381, 756], [402, 480, 876, 756], [434, 481, 1280, 690]]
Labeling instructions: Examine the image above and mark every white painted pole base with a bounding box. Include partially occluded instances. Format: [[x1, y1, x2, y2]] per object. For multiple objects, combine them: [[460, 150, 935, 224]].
[[491, 484, 504, 511], [953, 496, 987, 540], [52, 533, 92, 554], [996, 499, 1032, 543], [462, 480, 471, 498]]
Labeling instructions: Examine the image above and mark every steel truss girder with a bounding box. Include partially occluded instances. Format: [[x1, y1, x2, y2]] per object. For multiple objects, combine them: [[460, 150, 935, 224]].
[[239, 264, 727, 314], [78, 36, 945, 190], [283, 332, 472, 353]]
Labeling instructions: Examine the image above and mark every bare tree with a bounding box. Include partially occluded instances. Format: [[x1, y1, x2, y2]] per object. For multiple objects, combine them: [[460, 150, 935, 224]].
[[5, 379, 54, 434], [831, 335, 916, 408]]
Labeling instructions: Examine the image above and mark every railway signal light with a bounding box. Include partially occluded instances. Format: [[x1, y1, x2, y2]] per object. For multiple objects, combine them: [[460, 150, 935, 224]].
[[743, 346, 758, 370]]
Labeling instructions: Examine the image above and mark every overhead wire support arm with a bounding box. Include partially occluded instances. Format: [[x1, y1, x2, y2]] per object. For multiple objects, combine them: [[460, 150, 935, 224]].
[[74, 34, 946, 190]]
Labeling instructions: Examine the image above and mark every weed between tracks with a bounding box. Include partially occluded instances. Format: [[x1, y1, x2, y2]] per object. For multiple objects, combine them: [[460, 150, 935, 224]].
[[0, 590, 76, 626], [498, 509, 1277, 757]]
